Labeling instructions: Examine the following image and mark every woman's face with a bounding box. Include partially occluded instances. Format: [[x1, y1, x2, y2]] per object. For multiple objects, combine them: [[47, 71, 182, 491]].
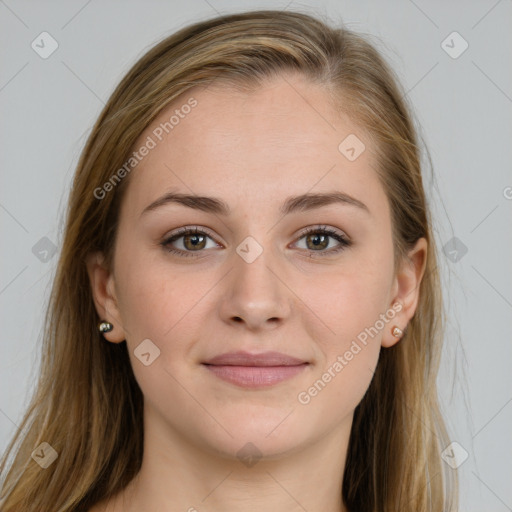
[[89, 73, 426, 460]]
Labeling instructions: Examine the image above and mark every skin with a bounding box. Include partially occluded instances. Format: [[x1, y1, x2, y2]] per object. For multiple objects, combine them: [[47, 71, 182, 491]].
[[87, 72, 427, 512]]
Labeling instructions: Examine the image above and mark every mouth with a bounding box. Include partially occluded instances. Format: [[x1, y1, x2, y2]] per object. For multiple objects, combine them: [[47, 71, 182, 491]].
[[201, 351, 310, 388]]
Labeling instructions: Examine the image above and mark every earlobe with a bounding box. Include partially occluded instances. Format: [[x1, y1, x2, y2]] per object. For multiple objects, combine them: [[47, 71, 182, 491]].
[[85, 251, 126, 343], [381, 237, 428, 348]]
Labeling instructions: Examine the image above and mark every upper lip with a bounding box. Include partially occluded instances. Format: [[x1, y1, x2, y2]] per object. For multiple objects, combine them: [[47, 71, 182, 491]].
[[203, 351, 308, 367]]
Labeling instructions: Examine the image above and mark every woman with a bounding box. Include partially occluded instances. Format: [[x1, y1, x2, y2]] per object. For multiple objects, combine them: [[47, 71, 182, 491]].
[[0, 9, 458, 512]]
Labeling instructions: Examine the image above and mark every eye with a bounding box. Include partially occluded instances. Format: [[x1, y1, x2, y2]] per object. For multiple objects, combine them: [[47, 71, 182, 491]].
[[161, 227, 220, 258], [293, 225, 351, 257], [160, 225, 351, 259]]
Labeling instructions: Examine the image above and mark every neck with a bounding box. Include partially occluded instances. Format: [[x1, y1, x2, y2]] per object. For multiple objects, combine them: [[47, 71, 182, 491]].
[[112, 404, 352, 512]]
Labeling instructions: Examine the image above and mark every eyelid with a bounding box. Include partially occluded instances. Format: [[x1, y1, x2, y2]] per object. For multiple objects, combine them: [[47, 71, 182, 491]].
[[161, 224, 351, 257], [161, 226, 223, 252], [294, 224, 350, 241], [290, 225, 351, 256], [163, 224, 349, 243], [163, 225, 222, 244]]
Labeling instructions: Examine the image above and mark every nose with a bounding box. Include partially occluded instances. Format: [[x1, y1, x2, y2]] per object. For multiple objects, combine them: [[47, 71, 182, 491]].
[[218, 244, 292, 331]]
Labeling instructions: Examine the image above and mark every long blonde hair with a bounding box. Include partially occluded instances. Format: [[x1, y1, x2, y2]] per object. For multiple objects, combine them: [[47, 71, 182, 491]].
[[0, 9, 458, 511]]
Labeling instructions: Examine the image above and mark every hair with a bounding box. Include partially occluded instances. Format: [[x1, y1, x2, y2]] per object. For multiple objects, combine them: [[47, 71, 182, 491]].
[[0, 9, 458, 512]]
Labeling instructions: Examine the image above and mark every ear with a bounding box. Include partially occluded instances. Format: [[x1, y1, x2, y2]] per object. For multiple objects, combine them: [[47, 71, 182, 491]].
[[382, 237, 427, 348], [85, 251, 126, 343]]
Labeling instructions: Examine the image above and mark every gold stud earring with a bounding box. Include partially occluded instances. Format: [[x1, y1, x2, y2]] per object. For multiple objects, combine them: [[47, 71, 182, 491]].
[[392, 326, 403, 338]]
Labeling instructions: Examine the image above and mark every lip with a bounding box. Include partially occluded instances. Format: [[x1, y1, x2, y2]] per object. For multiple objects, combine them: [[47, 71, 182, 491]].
[[202, 351, 309, 388], [203, 350, 307, 366]]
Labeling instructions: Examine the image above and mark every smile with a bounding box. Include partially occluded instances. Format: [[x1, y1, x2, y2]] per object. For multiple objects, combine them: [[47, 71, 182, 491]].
[[202, 351, 310, 388]]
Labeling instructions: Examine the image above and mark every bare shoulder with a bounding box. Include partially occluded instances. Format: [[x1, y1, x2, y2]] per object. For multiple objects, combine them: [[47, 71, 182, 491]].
[[86, 491, 128, 512]]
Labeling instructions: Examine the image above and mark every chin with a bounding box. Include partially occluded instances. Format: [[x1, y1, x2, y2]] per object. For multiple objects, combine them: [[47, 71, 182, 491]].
[[207, 430, 308, 464], [191, 406, 314, 461]]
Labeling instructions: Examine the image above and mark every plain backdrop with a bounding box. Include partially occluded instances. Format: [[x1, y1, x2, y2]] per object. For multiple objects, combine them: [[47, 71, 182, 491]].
[[1, 1, 511, 510]]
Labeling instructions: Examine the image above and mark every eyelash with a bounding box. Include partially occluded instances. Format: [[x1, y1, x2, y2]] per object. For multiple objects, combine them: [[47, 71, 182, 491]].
[[160, 225, 351, 259]]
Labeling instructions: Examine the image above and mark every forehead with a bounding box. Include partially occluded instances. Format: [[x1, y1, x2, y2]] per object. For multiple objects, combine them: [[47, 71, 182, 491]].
[[120, 74, 386, 219]]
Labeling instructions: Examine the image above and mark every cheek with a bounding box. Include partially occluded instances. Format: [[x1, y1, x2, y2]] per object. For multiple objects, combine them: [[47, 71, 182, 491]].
[[115, 259, 207, 407], [296, 273, 385, 417], [297, 256, 392, 400], [115, 246, 202, 339], [305, 260, 392, 346]]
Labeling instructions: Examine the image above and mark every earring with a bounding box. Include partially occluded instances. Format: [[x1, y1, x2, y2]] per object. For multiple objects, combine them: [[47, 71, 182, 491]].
[[98, 320, 113, 333], [391, 326, 403, 338]]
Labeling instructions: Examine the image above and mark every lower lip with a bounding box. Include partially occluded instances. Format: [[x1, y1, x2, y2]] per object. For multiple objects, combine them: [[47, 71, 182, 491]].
[[203, 364, 308, 388]]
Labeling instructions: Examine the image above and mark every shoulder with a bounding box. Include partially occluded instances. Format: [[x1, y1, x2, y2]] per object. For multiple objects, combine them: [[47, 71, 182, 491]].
[[86, 493, 128, 512]]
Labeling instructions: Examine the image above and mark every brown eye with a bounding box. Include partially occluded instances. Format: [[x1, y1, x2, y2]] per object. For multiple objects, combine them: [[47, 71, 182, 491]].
[[182, 233, 207, 250], [305, 233, 329, 251], [161, 227, 219, 257], [294, 226, 351, 257]]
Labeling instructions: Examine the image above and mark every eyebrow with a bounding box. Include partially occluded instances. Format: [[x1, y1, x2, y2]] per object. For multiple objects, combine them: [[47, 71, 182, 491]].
[[140, 190, 370, 218]]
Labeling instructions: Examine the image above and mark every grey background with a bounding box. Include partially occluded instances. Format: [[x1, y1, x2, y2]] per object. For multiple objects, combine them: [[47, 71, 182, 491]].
[[1, 0, 511, 510]]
